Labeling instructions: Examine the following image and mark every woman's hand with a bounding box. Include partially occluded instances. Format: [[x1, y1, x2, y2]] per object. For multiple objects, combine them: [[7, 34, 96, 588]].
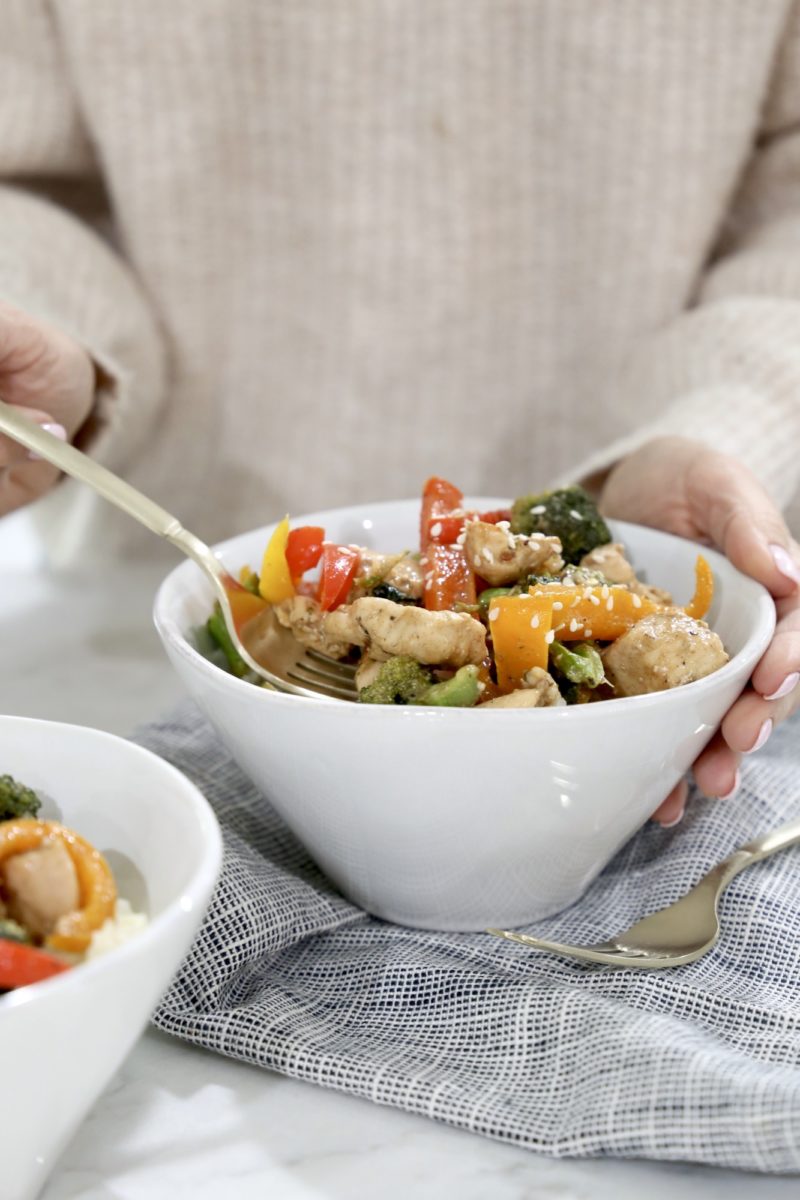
[[599, 436, 800, 826], [0, 300, 95, 515]]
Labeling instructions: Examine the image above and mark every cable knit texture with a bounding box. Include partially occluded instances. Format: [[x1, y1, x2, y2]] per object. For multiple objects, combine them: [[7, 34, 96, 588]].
[[1, 1, 799, 560]]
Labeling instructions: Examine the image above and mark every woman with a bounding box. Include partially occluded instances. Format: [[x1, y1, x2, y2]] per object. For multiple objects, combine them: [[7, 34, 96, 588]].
[[0, 1, 798, 824]]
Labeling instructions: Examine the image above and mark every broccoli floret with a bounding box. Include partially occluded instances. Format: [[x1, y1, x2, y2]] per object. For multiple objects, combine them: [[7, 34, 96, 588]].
[[0, 775, 41, 823], [421, 665, 481, 707], [510, 485, 611, 564], [358, 656, 435, 704]]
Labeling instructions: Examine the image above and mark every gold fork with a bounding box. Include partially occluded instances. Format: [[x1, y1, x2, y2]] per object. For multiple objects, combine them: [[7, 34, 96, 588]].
[[488, 813, 800, 968], [0, 398, 358, 702]]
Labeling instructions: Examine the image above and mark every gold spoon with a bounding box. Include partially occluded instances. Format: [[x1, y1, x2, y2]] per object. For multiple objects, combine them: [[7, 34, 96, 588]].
[[0, 398, 357, 701], [488, 813, 800, 968]]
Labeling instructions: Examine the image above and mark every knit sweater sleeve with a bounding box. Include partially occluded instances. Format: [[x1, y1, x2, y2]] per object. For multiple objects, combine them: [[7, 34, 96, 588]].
[[0, 2, 165, 487], [568, 4, 800, 513]]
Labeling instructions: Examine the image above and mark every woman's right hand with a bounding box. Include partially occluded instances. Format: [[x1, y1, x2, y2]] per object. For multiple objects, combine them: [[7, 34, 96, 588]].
[[0, 300, 95, 515]]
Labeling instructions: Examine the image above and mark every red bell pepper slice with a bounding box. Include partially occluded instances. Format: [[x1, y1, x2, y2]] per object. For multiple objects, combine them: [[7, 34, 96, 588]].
[[423, 506, 513, 546], [423, 544, 477, 611], [285, 525, 325, 580], [0, 938, 70, 991], [317, 544, 360, 611], [420, 477, 464, 551]]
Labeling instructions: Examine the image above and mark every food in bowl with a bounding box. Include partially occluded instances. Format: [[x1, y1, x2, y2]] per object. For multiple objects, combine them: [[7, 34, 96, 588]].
[[154, 501, 774, 930], [0, 774, 146, 993], [198, 477, 728, 707]]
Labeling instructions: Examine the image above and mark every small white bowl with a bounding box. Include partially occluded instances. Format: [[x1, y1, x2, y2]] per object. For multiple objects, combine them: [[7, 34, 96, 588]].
[[154, 500, 774, 933], [0, 716, 222, 1200]]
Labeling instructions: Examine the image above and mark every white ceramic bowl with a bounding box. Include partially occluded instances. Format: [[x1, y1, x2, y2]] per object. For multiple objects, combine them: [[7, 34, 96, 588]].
[[0, 716, 222, 1200], [154, 500, 774, 934]]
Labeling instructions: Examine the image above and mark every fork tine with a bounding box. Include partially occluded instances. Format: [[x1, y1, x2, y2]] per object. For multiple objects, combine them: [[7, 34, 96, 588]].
[[305, 648, 358, 677], [297, 658, 360, 688], [286, 667, 358, 700]]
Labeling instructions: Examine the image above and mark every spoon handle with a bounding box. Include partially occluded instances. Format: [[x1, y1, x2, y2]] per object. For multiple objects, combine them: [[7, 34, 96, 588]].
[[0, 397, 223, 581]]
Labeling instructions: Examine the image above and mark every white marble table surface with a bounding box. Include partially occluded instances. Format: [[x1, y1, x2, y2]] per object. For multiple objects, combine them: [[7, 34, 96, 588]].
[[0, 517, 796, 1199]]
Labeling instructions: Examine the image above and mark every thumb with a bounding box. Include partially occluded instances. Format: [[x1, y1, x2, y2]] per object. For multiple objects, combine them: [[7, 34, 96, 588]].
[[687, 454, 800, 598]]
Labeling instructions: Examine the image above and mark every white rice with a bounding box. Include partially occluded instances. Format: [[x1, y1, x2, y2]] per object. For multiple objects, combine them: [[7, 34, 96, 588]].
[[85, 898, 148, 961]]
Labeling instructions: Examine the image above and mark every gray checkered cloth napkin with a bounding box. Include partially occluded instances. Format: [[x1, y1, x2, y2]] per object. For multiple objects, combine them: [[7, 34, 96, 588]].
[[134, 703, 800, 1173]]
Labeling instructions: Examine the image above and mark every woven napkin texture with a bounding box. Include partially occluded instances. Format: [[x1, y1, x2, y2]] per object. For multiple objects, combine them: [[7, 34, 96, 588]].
[[135, 703, 800, 1173]]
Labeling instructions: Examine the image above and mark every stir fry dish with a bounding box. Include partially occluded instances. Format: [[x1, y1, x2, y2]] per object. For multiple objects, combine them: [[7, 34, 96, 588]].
[[198, 477, 729, 707], [0, 776, 146, 993]]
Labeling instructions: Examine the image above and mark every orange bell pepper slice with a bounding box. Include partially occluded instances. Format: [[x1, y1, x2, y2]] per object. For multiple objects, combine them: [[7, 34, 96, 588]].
[[529, 583, 659, 641], [0, 820, 117, 954], [683, 554, 714, 621], [488, 594, 556, 692], [223, 579, 268, 634]]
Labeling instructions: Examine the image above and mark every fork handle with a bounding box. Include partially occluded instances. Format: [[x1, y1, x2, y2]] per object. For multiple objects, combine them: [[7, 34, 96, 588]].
[[0, 397, 222, 580], [714, 813, 800, 891]]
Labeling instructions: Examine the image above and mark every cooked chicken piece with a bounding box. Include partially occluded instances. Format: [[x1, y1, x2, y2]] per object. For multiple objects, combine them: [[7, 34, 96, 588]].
[[463, 521, 563, 586], [602, 611, 728, 696], [384, 554, 425, 598], [2, 839, 80, 939], [264, 596, 352, 658], [326, 597, 487, 667], [580, 542, 673, 604], [481, 668, 565, 708], [580, 542, 636, 585], [355, 655, 384, 691], [349, 550, 424, 600], [630, 580, 674, 606]]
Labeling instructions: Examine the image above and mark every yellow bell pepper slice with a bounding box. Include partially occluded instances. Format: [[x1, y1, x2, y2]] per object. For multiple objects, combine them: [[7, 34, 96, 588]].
[[258, 516, 295, 603], [488, 594, 555, 692]]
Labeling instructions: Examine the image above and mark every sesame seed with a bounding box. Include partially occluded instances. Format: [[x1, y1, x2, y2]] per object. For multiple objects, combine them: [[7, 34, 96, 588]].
[[497, 521, 511, 530], [589, 594, 601, 606], [569, 618, 581, 632], [601, 584, 610, 599], [606, 596, 614, 610], [530, 505, 547, 515], [584, 628, 593, 638], [555, 623, 565, 633], [477, 681, 486, 693], [632, 593, 642, 608], [455, 533, 467, 546], [530, 532, 546, 541], [571, 595, 581, 607], [420, 557, 428, 566], [483, 548, 494, 563], [544, 630, 555, 644], [552, 601, 563, 611], [530, 614, 540, 629], [489, 607, 500, 622], [583, 587, 594, 599], [430, 522, 442, 538], [570, 509, 583, 521]]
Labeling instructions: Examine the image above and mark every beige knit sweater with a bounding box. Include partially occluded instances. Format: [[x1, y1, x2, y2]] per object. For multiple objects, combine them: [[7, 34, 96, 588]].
[[2, 1, 800, 563]]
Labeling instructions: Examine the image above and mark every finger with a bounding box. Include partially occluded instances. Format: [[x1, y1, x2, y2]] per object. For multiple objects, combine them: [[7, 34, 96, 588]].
[[720, 683, 800, 755], [686, 455, 800, 597], [750, 605, 800, 701], [651, 777, 689, 827], [690, 730, 741, 799], [0, 460, 61, 516], [0, 407, 65, 469]]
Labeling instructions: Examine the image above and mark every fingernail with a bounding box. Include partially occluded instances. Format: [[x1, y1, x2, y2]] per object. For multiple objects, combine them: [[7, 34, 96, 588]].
[[718, 768, 741, 801], [744, 718, 773, 754], [763, 672, 800, 702], [769, 544, 800, 588], [659, 809, 684, 829], [27, 423, 67, 461]]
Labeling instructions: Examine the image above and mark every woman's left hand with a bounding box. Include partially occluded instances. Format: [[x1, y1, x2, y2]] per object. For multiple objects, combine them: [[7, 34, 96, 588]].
[[599, 435, 800, 827]]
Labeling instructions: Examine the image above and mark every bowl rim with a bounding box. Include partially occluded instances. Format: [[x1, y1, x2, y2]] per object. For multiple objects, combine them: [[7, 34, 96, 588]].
[[0, 715, 222, 1011], [153, 502, 776, 720]]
